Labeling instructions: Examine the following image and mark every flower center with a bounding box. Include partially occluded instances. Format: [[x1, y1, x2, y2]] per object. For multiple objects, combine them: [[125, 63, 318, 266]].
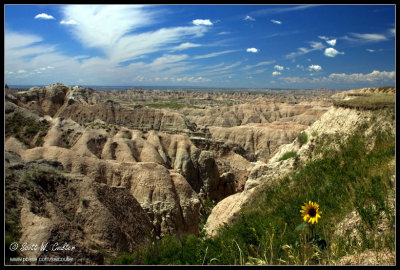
[[308, 208, 316, 217]]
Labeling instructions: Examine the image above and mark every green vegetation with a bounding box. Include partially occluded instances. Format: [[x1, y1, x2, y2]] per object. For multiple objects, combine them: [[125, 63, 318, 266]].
[[297, 131, 308, 146], [111, 108, 394, 265], [333, 92, 395, 110], [278, 151, 297, 161], [143, 102, 201, 110], [5, 112, 50, 147]]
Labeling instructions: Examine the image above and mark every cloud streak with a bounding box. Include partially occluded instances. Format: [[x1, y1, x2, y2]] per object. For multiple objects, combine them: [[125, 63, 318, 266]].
[[244, 15, 255, 21], [285, 41, 325, 59], [271, 19, 282, 24], [243, 60, 275, 70], [193, 50, 238, 59]]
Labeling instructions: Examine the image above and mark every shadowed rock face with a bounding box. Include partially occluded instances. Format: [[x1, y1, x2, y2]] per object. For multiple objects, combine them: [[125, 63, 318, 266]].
[[5, 152, 154, 264]]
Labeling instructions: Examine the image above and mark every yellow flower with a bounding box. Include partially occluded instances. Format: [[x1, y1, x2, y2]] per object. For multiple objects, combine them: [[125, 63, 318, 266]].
[[300, 201, 322, 224]]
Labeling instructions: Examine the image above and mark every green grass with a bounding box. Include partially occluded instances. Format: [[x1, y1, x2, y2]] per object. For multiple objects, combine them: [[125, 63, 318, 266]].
[[333, 92, 395, 110], [111, 108, 394, 265], [278, 151, 297, 161]]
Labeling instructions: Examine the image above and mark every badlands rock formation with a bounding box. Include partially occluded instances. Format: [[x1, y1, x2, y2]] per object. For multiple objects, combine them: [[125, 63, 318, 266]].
[[13, 83, 195, 134], [5, 83, 340, 263]]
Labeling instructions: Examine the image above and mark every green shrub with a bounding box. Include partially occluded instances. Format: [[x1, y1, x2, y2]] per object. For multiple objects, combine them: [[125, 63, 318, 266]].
[[278, 151, 297, 161], [297, 131, 308, 146]]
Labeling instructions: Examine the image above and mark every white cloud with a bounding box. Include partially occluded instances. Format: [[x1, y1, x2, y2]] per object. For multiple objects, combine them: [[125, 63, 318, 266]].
[[366, 49, 375, 52], [324, 47, 344, 57], [193, 50, 238, 60], [246, 48, 259, 53], [272, 71, 281, 76], [61, 5, 158, 50], [34, 13, 55, 20], [271, 19, 282, 24], [308, 64, 322, 71], [285, 41, 325, 59], [192, 19, 213, 26], [326, 39, 336, 46], [244, 15, 255, 21], [60, 19, 78, 25], [171, 42, 201, 51], [274, 65, 284, 70]]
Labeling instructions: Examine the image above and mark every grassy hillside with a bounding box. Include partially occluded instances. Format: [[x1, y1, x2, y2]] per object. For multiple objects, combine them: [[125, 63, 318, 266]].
[[333, 92, 395, 110], [111, 107, 395, 265]]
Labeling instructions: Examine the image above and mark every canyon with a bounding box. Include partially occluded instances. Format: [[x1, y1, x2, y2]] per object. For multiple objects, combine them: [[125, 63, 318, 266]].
[[4, 83, 395, 264]]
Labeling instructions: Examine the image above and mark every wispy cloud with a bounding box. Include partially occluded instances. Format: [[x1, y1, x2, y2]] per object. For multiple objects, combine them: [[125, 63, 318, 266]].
[[246, 48, 259, 53], [34, 13, 55, 20], [60, 19, 78, 25], [324, 47, 344, 57], [263, 30, 300, 39], [243, 60, 275, 70], [341, 29, 393, 45], [193, 50, 238, 60], [248, 5, 318, 17], [61, 5, 210, 64], [192, 19, 213, 26], [350, 33, 387, 42], [244, 15, 255, 21], [195, 61, 242, 77], [271, 19, 282, 24], [285, 41, 325, 59], [171, 42, 201, 51], [366, 49, 375, 52]]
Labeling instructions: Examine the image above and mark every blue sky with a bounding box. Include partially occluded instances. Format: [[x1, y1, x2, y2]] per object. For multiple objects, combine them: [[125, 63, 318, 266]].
[[4, 4, 395, 89]]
